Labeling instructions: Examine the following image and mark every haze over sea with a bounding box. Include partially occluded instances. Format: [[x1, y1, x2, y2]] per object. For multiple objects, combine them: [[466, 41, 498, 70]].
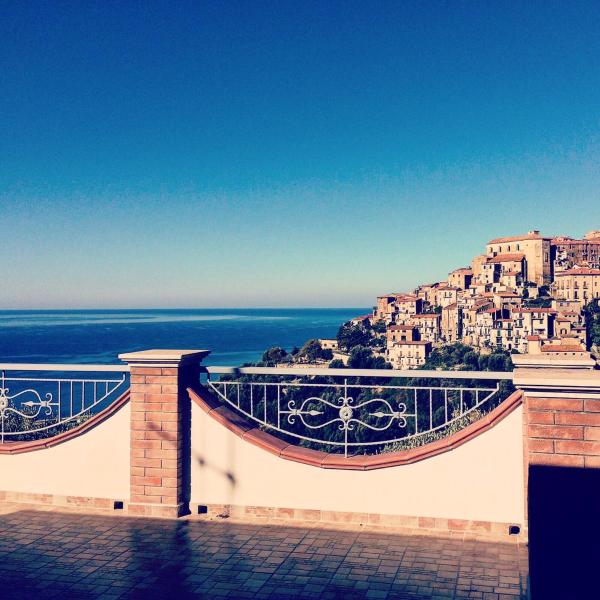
[[0, 309, 366, 366]]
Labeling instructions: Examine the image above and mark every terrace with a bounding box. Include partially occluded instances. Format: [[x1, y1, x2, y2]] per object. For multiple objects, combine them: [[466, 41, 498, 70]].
[[1, 348, 599, 598]]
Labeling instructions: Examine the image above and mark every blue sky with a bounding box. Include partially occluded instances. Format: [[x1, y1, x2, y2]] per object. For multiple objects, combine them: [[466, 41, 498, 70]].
[[1, 1, 600, 308]]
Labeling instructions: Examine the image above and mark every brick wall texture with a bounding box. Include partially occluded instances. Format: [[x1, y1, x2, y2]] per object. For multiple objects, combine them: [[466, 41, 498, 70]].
[[524, 396, 600, 468], [129, 366, 189, 516]]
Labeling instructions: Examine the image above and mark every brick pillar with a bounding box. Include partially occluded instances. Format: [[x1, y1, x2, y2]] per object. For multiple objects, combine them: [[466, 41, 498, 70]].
[[514, 358, 600, 471], [119, 349, 209, 518], [513, 355, 600, 598]]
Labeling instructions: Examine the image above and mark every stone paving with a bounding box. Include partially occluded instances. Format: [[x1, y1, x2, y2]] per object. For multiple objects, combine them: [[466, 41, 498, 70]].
[[0, 504, 528, 599]]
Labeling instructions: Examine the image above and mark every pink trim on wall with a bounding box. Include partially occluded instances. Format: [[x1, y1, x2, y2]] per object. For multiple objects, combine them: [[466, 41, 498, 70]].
[[0, 390, 131, 455], [188, 387, 523, 470]]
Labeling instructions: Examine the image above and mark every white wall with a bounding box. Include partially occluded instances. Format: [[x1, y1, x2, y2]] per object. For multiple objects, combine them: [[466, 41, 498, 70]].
[[191, 403, 525, 524], [0, 404, 130, 500]]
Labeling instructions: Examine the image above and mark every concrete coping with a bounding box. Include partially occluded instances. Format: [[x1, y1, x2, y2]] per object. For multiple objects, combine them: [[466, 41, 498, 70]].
[[119, 349, 211, 367], [514, 367, 600, 398], [512, 354, 596, 370]]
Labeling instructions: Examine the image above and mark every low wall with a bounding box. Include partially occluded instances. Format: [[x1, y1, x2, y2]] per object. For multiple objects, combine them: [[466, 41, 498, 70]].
[[190, 401, 525, 530], [0, 404, 130, 502]]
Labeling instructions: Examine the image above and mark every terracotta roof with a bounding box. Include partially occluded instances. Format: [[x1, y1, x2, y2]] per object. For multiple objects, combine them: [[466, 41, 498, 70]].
[[411, 314, 440, 319], [555, 267, 600, 276], [527, 335, 541, 341], [351, 314, 371, 321], [488, 232, 549, 244], [512, 308, 556, 314], [391, 340, 431, 346], [502, 270, 520, 276], [395, 294, 417, 301], [541, 344, 586, 353], [487, 253, 525, 264], [473, 299, 491, 307], [552, 238, 600, 245], [443, 302, 458, 310], [496, 292, 520, 297], [450, 268, 473, 274]]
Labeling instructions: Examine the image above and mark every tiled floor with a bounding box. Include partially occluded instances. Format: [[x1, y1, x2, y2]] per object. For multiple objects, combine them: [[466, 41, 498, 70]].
[[0, 504, 528, 599]]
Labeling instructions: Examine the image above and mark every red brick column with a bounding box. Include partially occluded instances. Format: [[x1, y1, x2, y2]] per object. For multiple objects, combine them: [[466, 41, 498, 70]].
[[515, 366, 600, 470], [119, 350, 209, 518], [523, 395, 600, 468]]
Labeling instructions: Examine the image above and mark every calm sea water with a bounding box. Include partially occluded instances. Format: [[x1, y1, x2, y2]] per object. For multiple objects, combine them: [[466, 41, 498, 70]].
[[0, 309, 366, 366]]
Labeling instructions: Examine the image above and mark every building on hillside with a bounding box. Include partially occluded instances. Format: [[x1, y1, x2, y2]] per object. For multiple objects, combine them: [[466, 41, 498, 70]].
[[472, 256, 498, 286], [511, 308, 556, 353], [319, 339, 338, 351], [375, 295, 396, 321], [441, 303, 461, 343], [552, 267, 600, 303], [485, 231, 552, 285], [408, 313, 442, 343], [487, 253, 526, 280], [466, 307, 507, 349], [448, 268, 473, 290], [434, 284, 460, 308], [415, 283, 443, 306], [386, 325, 418, 344], [552, 232, 600, 271], [461, 300, 494, 346], [386, 341, 431, 370], [499, 270, 523, 289], [393, 294, 422, 318], [552, 299, 583, 313], [493, 318, 515, 351], [375, 294, 422, 323], [493, 292, 523, 311]]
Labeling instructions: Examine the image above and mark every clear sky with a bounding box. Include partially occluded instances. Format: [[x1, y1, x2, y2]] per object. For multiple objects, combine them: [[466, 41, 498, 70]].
[[1, 1, 600, 308]]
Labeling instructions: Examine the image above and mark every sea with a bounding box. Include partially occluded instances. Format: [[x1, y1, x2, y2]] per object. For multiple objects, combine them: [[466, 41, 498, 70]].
[[0, 308, 367, 366]]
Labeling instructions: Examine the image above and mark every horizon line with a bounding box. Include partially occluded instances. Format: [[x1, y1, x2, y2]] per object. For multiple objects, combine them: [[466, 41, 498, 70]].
[[0, 305, 373, 311]]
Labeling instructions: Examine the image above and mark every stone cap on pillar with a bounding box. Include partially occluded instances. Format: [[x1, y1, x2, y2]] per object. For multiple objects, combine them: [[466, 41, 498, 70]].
[[512, 352, 596, 370], [514, 367, 600, 399], [119, 349, 211, 368]]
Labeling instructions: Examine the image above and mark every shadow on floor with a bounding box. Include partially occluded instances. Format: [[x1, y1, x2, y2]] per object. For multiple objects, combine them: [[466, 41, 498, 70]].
[[0, 507, 527, 599], [528, 465, 600, 600]]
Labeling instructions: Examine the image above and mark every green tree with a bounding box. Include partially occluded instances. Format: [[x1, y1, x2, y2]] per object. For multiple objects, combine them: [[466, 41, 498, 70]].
[[347, 346, 391, 370], [328, 359, 346, 369], [261, 347, 288, 366], [337, 323, 372, 351], [583, 299, 600, 349], [297, 339, 326, 363], [373, 320, 387, 334]]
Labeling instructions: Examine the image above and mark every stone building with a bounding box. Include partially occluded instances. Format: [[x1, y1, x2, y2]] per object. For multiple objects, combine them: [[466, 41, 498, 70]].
[[485, 230, 552, 285], [386, 341, 431, 370], [553, 267, 600, 303]]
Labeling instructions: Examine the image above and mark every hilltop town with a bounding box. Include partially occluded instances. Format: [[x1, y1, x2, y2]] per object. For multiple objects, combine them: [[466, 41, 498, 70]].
[[348, 229, 600, 369]]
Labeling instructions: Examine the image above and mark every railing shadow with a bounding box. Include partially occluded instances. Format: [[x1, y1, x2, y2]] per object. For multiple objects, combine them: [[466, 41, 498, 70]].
[[528, 465, 600, 599]]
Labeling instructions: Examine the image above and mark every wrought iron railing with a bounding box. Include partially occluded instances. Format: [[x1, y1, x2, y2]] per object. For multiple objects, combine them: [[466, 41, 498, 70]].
[[0, 364, 130, 443], [205, 367, 514, 456]]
